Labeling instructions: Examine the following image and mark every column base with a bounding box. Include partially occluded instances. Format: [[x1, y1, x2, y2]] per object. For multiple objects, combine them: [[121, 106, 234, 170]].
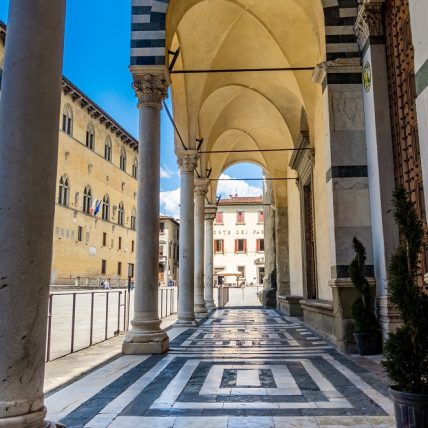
[[122, 330, 169, 355], [0, 407, 60, 428], [205, 300, 216, 311], [195, 311, 208, 320], [175, 318, 198, 326]]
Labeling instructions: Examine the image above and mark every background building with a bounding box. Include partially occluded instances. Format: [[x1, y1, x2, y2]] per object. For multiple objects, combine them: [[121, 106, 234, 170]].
[[213, 196, 265, 286], [159, 216, 180, 285]]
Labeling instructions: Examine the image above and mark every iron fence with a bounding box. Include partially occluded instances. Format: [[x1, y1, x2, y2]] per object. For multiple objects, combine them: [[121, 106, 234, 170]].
[[46, 287, 177, 362]]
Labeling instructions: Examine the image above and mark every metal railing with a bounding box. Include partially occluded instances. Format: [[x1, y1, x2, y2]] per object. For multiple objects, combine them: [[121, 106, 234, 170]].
[[46, 287, 177, 362], [217, 286, 230, 308]]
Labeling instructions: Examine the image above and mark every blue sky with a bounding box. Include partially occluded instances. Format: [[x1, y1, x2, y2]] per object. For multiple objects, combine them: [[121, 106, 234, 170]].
[[0, 1, 262, 217]]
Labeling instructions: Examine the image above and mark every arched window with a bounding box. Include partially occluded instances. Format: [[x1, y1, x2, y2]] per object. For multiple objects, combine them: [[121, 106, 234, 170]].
[[120, 148, 127, 172], [58, 176, 70, 206], [130, 208, 136, 230], [118, 202, 124, 226], [104, 137, 112, 161], [62, 104, 73, 136], [132, 157, 138, 178], [83, 185, 92, 214], [102, 195, 110, 221], [86, 123, 95, 151]]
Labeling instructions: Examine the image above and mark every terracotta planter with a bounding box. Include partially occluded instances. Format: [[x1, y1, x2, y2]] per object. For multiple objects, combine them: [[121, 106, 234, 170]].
[[353, 331, 382, 355], [390, 387, 428, 428]]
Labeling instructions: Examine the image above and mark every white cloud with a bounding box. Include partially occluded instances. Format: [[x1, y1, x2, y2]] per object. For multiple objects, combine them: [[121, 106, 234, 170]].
[[160, 187, 181, 218], [160, 164, 176, 179], [216, 174, 263, 198], [159, 175, 263, 219]]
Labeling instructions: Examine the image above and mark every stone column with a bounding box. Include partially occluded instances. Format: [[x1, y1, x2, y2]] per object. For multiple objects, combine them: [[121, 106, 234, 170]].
[[354, 0, 400, 338], [276, 204, 290, 297], [194, 178, 209, 318], [122, 72, 169, 354], [0, 1, 66, 427], [176, 150, 199, 325], [204, 205, 217, 310]]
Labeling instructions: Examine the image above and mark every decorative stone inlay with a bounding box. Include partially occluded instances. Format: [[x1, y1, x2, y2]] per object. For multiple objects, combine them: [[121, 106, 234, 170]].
[[133, 73, 169, 108], [194, 178, 210, 197], [354, 1, 385, 51], [176, 149, 199, 173]]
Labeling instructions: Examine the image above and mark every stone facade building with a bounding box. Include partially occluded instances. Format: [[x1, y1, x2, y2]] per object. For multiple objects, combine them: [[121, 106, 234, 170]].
[[159, 216, 180, 285], [213, 196, 265, 286], [1, 1, 428, 426]]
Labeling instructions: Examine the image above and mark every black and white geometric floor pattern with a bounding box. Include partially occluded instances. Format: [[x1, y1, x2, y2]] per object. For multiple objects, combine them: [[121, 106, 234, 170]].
[[46, 309, 396, 428]]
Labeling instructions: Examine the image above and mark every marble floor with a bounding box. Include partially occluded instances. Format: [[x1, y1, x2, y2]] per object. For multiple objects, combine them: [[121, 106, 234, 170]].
[[46, 309, 396, 427]]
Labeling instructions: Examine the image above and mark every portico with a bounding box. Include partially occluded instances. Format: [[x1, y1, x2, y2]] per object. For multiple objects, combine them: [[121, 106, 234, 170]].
[[1, 0, 428, 426]]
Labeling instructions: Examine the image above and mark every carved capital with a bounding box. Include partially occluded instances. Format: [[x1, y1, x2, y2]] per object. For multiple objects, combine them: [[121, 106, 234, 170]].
[[312, 58, 362, 84], [194, 178, 210, 197], [205, 204, 217, 221], [176, 150, 199, 173], [354, 1, 384, 51], [133, 73, 169, 108]]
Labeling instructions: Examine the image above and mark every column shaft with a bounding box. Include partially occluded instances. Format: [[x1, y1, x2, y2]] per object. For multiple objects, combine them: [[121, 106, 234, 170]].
[[176, 151, 199, 324], [0, 1, 65, 426], [123, 73, 169, 354], [204, 207, 217, 310], [194, 179, 209, 318]]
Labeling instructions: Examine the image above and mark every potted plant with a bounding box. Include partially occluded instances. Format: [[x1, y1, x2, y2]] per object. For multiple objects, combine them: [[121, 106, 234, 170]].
[[382, 187, 428, 428], [350, 237, 382, 355]]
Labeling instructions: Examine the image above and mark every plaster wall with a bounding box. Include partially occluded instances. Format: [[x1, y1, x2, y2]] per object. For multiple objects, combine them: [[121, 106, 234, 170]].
[[213, 204, 265, 285]]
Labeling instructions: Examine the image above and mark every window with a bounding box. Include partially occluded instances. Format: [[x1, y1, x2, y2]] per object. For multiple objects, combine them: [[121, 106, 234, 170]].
[[102, 195, 110, 221], [128, 263, 134, 278], [117, 202, 124, 226], [235, 239, 247, 253], [236, 211, 245, 224], [238, 266, 246, 278], [258, 210, 264, 223], [102, 232, 107, 247], [86, 123, 95, 150], [104, 138, 112, 161], [215, 212, 223, 224], [160, 222, 165, 232], [120, 148, 127, 172], [132, 158, 138, 178], [77, 226, 83, 242], [159, 245, 164, 256], [131, 240, 135, 253], [117, 262, 122, 276], [62, 104, 73, 136], [58, 176, 69, 206], [256, 238, 265, 252], [214, 239, 224, 254], [83, 185, 92, 214], [118, 237, 122, 250], [101, 259, 106, 275], [130, 208, 136, 230]]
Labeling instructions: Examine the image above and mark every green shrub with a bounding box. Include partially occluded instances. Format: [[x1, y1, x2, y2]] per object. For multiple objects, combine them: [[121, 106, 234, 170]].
[[382, 187, 428, 394], [350, 237, 378, 333]]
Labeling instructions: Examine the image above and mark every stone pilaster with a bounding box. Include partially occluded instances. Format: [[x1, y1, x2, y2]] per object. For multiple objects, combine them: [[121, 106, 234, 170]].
[[176, 150, 200, 325], [204, 205, 217, 310], [194, 178, 210, 318], [354, 0, 400, 340], [123, 71, 169, 354], [0, 1, 66, 426]]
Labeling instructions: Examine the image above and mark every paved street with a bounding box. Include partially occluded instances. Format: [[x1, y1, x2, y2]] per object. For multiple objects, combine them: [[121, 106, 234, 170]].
[[48, 288, 176, 360], [46, 308, 395, 427]]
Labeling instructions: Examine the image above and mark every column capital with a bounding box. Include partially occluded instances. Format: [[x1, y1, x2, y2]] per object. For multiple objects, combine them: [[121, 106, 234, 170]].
[[205, 204, 217, 221], [354, 0, 385, 51], [132, 72, 169, 109], [312, 58, 362, 85], [194, 178, 210, 197], [176, 150, 200, 173]]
